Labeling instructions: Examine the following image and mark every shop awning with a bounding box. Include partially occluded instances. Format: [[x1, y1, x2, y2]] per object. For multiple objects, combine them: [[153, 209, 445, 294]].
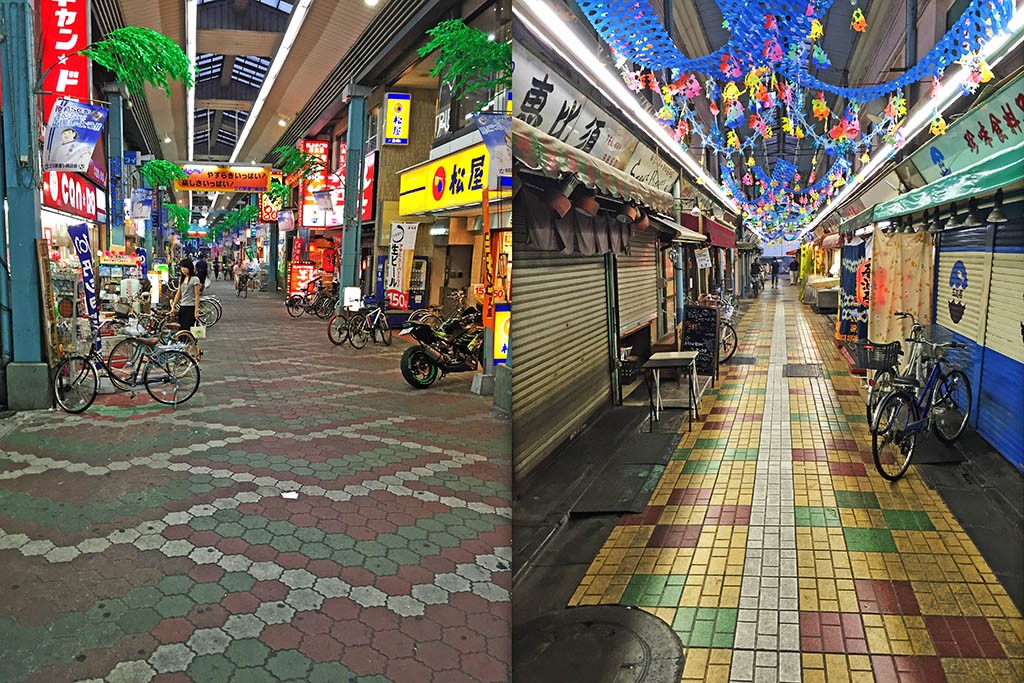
[[648, 213, 707, 243], [817, 232, 843, 249], [872, 138, 1024, 221], [703, 218, 736, 248], [736, 241, 762, 252], [513, 117, 675, 214], [839, 206, 876, 234]]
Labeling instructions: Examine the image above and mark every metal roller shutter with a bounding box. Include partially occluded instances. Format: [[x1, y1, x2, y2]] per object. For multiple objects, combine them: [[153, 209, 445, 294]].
[[616, 227, 659, 335], [978, 222, 1024, 470], [512, 253, 612, 481]]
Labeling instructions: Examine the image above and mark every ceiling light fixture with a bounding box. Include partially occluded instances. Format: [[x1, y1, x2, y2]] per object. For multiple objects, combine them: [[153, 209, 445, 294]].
[[278, 118, 288, 127], [228, 0, 315, 164], [364, 0, 379, 6], [185, 0, 197, 162], [163, 135, 172, 144], [799, 8, 1024, 239], [514, 0, 738, 216]]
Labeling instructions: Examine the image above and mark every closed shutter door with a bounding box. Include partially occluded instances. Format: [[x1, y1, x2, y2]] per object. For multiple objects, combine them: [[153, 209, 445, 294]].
[[512, 253, 612, 481], [616, 227, 659, 334], [978, 222, 1024, 470], [935, 229, 991, 431]]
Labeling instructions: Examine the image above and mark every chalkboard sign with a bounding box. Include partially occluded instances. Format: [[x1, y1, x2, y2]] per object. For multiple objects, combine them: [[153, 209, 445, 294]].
[[681, 305, 719, 377]]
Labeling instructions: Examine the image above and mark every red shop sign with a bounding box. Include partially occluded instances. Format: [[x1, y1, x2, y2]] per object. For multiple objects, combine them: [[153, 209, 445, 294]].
[[39, 0, 91, 123], [43, 170, 98, 221], [855, 258, 871, 307]]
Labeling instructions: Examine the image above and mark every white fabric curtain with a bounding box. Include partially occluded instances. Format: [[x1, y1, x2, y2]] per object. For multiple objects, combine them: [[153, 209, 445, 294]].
[[868, 229, 935, 343]]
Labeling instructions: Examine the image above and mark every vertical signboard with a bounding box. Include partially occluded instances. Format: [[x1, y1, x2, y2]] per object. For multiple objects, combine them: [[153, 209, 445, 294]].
[[39, 0, 91, 122], [258, 172, 283, 223], [384, 93, 411, 145], [298, 140, 330, 227], [383, 222, 419, 309], [67, 223, 100, 350]]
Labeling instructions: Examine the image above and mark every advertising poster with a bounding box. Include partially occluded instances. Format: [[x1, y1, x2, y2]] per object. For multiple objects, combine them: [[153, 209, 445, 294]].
[[130, 188, 154, 220], [67, 223, 100, 350], [472, 112, 512, 185], [43, 99, 108, 172], [384, 222, 419, 309], [695, 247, 713, 269]]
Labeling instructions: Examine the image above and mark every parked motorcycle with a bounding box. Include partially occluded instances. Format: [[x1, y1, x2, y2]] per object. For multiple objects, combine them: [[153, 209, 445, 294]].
[[399, 306, 484, 388]]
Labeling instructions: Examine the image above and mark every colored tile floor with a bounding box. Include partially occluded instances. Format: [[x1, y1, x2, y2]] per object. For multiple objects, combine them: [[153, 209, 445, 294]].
[[0, 280, 510, 683], [570, 285, 1023, 682]]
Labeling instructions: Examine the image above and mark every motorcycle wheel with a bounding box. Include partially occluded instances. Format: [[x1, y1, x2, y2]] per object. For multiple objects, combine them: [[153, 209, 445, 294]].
[[401, 347, 439, 389]]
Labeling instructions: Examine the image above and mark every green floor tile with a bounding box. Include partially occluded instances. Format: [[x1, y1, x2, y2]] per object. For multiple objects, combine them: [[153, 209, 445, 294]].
[[620, 574, 686, 607], [671, 447, 693, 461], [723, 448, 758, 460], [694, 438, 729, 449], [882, 509, 936, 531], [671, 607, 737, 648], [795, 506, 842, 527], [834, 490, 880, 509], [681, 460, 721, 475], [843, 527, 898, 553]]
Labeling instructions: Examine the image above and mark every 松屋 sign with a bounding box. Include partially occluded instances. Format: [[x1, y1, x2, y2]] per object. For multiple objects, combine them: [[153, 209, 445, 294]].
[[39, 0, 91, 122], [399, 144, 491, 215], [384, 222, 419, 309], [384, 93, 411, 145]]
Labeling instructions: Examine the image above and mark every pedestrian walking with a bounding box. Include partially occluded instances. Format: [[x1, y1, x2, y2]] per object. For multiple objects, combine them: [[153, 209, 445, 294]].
[[170, 258, 201, 331], [770, 258, 780, 288], [195, 254, 209, 293], [213, 261, 221, 281], [787, 258, 799, 286]]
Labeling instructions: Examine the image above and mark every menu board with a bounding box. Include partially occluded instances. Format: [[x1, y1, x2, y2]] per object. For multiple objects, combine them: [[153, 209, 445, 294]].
[[681, 305, 719, 377]]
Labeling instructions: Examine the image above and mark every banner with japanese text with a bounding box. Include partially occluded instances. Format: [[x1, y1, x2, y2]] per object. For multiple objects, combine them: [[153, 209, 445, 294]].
[[43, 99, 108, 173], [67, 223, 100, 350], [384, 223, 419, 310]]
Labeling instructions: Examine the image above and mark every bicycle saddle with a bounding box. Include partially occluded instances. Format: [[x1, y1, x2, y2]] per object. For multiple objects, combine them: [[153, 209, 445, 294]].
[[891, 376, 920, 388], [164, 322, 181, 330]]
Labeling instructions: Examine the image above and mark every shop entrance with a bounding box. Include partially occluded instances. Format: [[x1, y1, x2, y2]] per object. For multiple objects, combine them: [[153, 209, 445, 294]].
[[445, 245, 473, 295]]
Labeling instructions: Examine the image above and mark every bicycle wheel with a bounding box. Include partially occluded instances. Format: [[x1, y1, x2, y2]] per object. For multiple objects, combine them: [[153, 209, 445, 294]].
[[53, 356, 98, 413], [107, 338, 145, 390], [327, 312, 350, 346], [720, 323, 737, 362], [871, 390, 919, 481], [144, 350, 200, 405], [315, 296, 334, 320], [286, 295, 305, 317], [932, 369, 971, 444], [866, 367, 896, 423], [197, 300, 219, 327], [173, 330, 203, 361], [375, 314, 392, 346], [348, 314, 370, 349]]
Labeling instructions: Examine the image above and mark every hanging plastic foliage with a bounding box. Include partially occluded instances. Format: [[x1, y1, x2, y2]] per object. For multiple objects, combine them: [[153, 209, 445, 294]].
[[139, 160, 186, 189], [80, 27, 194, 97], [418, 20, 511, 107], [164, 203, 191, 237], [266, 181, 292, 207], [272, 145, 324, 183]]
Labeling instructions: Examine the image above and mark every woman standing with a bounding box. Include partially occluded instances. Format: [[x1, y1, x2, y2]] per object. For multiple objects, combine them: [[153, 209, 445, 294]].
[[171, 258, 202, 330]]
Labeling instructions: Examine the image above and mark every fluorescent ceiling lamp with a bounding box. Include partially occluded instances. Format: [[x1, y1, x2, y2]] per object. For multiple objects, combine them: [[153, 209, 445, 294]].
[[798, 6, 1024, 239], [514, 0, 738, 215], [228, 0, 315, 164], [185, 0, 197, 162]]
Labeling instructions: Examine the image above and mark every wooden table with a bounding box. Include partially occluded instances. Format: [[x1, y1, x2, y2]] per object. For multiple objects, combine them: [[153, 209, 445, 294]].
[[643, 351, 700, 431]]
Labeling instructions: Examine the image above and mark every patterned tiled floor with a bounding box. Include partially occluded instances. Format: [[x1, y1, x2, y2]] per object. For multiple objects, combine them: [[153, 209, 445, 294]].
[[570, 286, 1024, 682], [0, 281, 511, 682]]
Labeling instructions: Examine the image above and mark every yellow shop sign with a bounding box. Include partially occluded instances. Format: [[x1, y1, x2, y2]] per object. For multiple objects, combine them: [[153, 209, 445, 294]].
[[399, 143, 490, 215]]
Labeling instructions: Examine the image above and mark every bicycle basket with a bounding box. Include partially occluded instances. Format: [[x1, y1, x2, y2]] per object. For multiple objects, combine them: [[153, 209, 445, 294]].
[[852, 340, 902, 369]]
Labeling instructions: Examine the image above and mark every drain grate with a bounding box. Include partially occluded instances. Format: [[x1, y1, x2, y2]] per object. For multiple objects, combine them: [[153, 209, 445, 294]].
[[783, 363, 824, 377], [729, 356, 757, 365]]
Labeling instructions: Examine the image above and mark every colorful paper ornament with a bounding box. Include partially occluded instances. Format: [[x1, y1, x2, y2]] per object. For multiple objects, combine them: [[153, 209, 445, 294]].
[[930, 114, 948, 135], [851, 8, 867, 32]]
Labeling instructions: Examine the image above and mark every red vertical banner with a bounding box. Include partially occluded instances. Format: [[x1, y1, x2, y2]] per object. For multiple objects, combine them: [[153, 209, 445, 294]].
[[39, 0, 91, 123], [297, 140, 329, 227]]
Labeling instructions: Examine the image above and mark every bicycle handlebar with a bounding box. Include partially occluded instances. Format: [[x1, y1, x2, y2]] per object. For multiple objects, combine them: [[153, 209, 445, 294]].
[[904, 339, 966, 350]]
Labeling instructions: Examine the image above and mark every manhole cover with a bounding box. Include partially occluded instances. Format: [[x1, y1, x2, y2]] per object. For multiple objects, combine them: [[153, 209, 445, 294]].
[[783, 363, 824, 377], [513, 606, 684, 683], [729, 356, 757, 365]]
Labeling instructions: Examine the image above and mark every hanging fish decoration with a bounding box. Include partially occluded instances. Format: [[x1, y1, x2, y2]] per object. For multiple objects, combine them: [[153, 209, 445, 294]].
[[810, 19, 824, 41], [812, 93, 830, 120], [851, 8, 867, 32], [683, 74, 703, 98], [811, 44, 831, 69], [929, 113, 948, 135]]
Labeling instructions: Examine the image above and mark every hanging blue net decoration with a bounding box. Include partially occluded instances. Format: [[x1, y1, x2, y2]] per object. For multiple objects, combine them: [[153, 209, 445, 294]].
[[577, 0, 1016, 239]]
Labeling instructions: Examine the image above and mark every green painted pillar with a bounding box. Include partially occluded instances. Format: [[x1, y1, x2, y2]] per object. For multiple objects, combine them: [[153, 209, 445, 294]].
[[341, 85, 371, 289]]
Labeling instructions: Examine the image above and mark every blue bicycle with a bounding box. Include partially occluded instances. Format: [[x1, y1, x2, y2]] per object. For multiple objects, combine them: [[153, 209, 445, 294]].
[[870, 338, 972, 481]]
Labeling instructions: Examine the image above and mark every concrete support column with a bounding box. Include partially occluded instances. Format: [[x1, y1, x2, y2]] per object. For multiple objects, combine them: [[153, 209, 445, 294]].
[[341, 85, 371, 289], [268, 223, 279, 291], [1, 0, 49, 408]]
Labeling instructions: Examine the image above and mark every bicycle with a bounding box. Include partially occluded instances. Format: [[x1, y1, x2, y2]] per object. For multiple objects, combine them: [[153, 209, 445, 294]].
[[870, 338, 972, 480], [689, 293, 738, 362], [348, 301, 392, 349], [861, 312, 927, 422], [197, 295, 223, 327], [286, 279, 332, 318], [236, 273, 249, 298], [53, 334, 201, 413]]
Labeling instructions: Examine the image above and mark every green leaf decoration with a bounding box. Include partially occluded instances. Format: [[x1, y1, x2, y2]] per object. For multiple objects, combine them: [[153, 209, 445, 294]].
[[267, 181, 292, 207], [164, 203, 191, 237], [139, 159, 186, 188], [418, 20, 511, 108], [81, 26, 194, 98], [272, 146, 324, 182], [211, 204, 259, 235]]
